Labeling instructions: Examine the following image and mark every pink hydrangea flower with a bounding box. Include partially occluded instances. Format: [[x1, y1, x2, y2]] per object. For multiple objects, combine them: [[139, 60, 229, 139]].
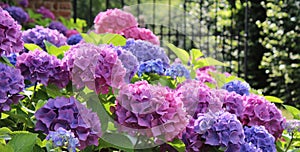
[[120, 27, 160, 45], [196, 66, 216, 84], [94, 8, 138, 34], [242, 94, 285, 139]]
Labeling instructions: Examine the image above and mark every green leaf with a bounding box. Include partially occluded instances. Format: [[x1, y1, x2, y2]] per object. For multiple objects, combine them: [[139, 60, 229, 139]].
[[209, 72, 226, 88], [44, 41, 68, 57], [102, 33, 126, 46], [46, 84, 63, 98], [0, 143, 13, 152], [190, 49, 204, 64], [100, 133, 134, 151], [35, 100, 47, 111], [8, 133, 37, 152], [283, 105, 300, 119], [0, 56, 13, 67], [0, 127, 12, 140], [265, 96, 284, 103], [168, 139, 185, 152], [166, 42, 190, 65], [195, 57, 227, 69], [24, 43, 43, 51], [81, 33, 97, 44]]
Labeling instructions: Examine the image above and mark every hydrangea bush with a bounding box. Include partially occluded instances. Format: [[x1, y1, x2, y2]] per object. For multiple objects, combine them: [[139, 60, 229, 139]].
[[0, 4, 298, 152]]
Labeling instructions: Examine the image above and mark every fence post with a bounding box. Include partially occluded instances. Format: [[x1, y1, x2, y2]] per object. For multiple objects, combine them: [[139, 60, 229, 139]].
[[244, 0, 248, 81]]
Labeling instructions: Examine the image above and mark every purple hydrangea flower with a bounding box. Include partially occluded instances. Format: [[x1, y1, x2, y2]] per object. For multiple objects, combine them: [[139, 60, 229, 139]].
[[18, 0, 29, 7], [196, 66, 216, 84], [36, 6, 55, 20], [116, 48, 139, 83], [4, 6, 29, 24], [122, 39, 170, 64], [111, 81, 188, 141], [67, 34, 82, 45], [47, 127, 80, 152], [221, 91, 245, 120], [222, 80, 250, 96], [48, 21, 68, 35], [194, 111, 245, 152], [244, 126, 276, 152], [242, 94, 285, 139], [137, 59, 165, 77], [0, 2, 9, 9], [174, 80, 223, 118], [283, 119, 300, 133], [0, 62, 24, 113], [165, 63, 190, 79], [0, 8, 24, 55], [16, 50, 69, 88], [22, 26, 67, 51], [35, 96, 102, 150], [240, 142, 263, 152]]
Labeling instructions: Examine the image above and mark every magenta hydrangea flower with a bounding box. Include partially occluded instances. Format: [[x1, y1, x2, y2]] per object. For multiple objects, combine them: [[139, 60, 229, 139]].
[[242, 94, 285, 139], [243, 126, 276, 152], [4, 6, 29, 24], [174, 80, 223, 118], [221, 91, 245, 120], [0, 7, 24, 55], [48, 21, 68, 35], [111, 81, 188, 141], [0, 62, 24, 113], [94, 8, 138, 34], [16, 50, 69, 88], [194, 111, 245, 152], [65, 29, 79, 38], [196, 66, 216, 84], [121, 27, 160, 45], [222, 80, 250, 96], [122, 39, 169, 64], [36, 6, 55, 20], [22, 26, 66, 51], [35, 96, 102, 150]]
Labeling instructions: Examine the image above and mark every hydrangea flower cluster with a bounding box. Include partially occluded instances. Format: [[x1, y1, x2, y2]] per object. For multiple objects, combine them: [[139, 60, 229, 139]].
[[0, 63, 24, 113], [67, 34, 82, 45], [116, 48, 139, 83], [221, 91, 244, 119], [194, 111, 245, 152], [174, 80, 223, 118], [22, 26, 66, 51], [35, 96, 102, 150], [196, 66, 216, 84], [121, 27, 160, 45], [4, 6, 29, 24], [94, 8, 138, 34], [18, 0, 29, 7], [243, 126, 276, 152], [122, 39, 170, 64], [283, 119, 300, 133], [47, 127, 80, 152], [0, 7, 24, 55], [137, 59, 165, 77], [94, 45, 126, 94], [36, 6, 55, 20], [222, 80, 250, 96], [112, 81, 188, 141], [242, 94, 285, 139], [165, 63, 190, 79], [48, 21, 68, 35], [16, 50, 69, 88]]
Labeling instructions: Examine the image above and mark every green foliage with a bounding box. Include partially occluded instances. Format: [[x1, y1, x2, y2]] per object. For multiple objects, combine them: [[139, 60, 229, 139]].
[[25, 9, 52, 28], [59, 17, 87, 33], [81, 32, 126, 46], [24, 43, 43, 51], [44, 41, 70, 58]]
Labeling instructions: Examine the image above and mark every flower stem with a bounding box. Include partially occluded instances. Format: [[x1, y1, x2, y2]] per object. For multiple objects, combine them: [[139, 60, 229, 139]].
[[31, 82, 38, 101], [285, 132, 294, 152]]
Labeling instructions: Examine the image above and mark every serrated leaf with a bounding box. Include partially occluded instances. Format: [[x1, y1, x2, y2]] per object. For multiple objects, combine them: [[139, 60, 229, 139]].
[[102, 33, 126, 46], [8, 133, 37, 152], [190, 49, 204, 64], [166, 42, 190, 65], [265, 96, 284, 103], [283, 105, 300, 119], [24, 43, 43, 51]]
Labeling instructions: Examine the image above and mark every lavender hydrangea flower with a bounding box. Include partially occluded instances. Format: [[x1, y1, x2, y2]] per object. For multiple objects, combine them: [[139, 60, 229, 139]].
[[283, 119, 300, 133], [222, 80, 250, 96], [0, 62, 24, 113], [67, 34, 82, 45], [116, 48, 139, 83], [240, 142, 263, 152], [0, 8, 24, 55], [111, 81, 188, 142], [22, 26, 67, 51], [47, 127, 80, 152], [196, 66, 216, 84], [35, 96, 102, 150], [137, 59, 165, 77], [165, 63, 190, 79], [194, 111, 245, 152], [18, 0, 29, 7], [242, 94, 285, 139], [48, 21, 68, 35], [244, 126, 276, 152], [122, 39, 170, 64], [221, 91, 245, 120], [36, 6, 55, 20], [4, 6, 29, 24], [16, 50, 69, 88]]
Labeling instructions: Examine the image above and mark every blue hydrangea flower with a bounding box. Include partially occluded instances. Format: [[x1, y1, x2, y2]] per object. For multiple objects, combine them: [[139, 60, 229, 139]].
[[240, 142, 263, 152], [67, 34, 82, 45], [244, 126, 276, 152], [165, 63, 190, 79], [284, 120, 300, 133], [122, 39, 170, 64], [48, 21, 68, 35], [47, 127, 80, 152], [4, 6, 29, 24], [137, 59, 165, 77], [222, 80, 250, 96], [5, 53, 18, 66]]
